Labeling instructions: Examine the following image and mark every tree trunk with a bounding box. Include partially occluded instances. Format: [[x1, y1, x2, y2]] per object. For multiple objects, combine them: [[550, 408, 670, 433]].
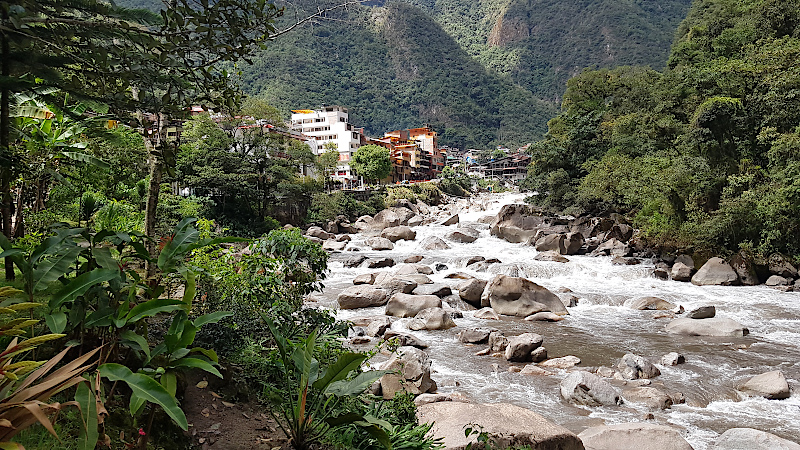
[[143, 139, 162, 278], [1, 11, 15, 280], [12, 184, 24, 238]]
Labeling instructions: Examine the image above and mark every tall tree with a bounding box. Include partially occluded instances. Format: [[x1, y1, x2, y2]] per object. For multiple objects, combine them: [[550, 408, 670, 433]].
[[350, 144, 391, 184]]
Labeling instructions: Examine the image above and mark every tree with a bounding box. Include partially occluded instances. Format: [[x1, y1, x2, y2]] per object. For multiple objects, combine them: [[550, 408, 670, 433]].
[[316, 142, 340, 191], [350, 144, 391, 184]]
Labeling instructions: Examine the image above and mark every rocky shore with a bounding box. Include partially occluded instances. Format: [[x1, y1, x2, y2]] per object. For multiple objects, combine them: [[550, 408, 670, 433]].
[[302, 192, 800, 450]]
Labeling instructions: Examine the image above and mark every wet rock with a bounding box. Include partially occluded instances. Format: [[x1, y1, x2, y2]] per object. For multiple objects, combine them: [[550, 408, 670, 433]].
[[395, 263, 434, 275], [577, 423, 693, 450], [322, 240, 347, 251], [365, 316, 394, 337], [653, 267, 669, 280], [435, 263, 449, 271], [305, 226, 332, 240], [337, 286, 390, 309], [504, 333, 544, 362], [564, 232, 585, 255], [350, 336, 371, 345], [524, 312, 565, 322], [487, 331, 508, 353], [335, 234, 352, 242], [610, 223, 634, 242], [671, 262, 693, 282], [353, 273, 377, 285], [344, 255, 368, 268], [666, 317, 749, 337], [768, 253, 798, 278], [617, 354, 661, 380], [530, 346, 548, 362], [473, 307, 500, 320], [366, 237, 394, 251], [691, 257, 740, 286], [407, 215, 425, 227], [385, 293, 442, 318], [413, 283, 452, 297], [477, 215, 495, 224], [612, 256, 641, 265], [380, 226, 416, 242], [457, 327, 494, 344], [626, 296, 676, 311], [738, 370, 790, 400], [520, 365, 551, 376], [465, 255, 485, 266], [371, 209, 401, 229], [419, 236, 451, 250], [686, 305, 716, 319], [408, 308, 457, 331], [457, 278, 488, 307], [660, 352, 686, 366], [445, 271, 473, 279], [404, 255, 424, 264], [534, 251, 570, 263], [413, 393, 452, 406], [445, 228, 479, 243], [711, 428, 800, 450], [416, 402, 584, 450], [539, 355, 581, 369], [379, 346, 435, 399], [367, 257, 395, 269], [622, 387, 673, 410], [491, 204, 569, 244], [766, 275, 791, 286], [484, 274, 568, 317], [440, 214, 459, 226], [560, 371, 622, 406], [560, 294, 580, 308], [591, 238, 631, 257], [373, 273, 417, 295], [730, 252, 760, 286], [403, 274, 433, 285], [535, 234, 566, 254], [391, 207, 416, 226], [384, 330, 429, 349]]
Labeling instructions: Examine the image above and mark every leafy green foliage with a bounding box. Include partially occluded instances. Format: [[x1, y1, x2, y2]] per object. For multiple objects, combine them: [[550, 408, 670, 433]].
[[351, 145, 392, 183]]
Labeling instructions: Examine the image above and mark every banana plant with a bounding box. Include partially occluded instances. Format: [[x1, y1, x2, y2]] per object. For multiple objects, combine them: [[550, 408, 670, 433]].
[[263, 316, 392, 450]]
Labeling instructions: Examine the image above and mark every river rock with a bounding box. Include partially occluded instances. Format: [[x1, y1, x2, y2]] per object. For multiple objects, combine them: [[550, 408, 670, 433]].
[[441, 214, 459, 226], [322, 239, 347, 251], [305, 226, 331, 240], [413, 283, 452, 297], [403, 274, 432, 285], [524, 312, 565, 322], [626, 296, 676, 311], [591, 238, 631, 257], [366, 237, 394, 251], [617, 354, 661, 380], [539, 355, 581, 369], [504, 333, 544, 362], [391, 207, 416, 226], [666, 317, 749, 337], [610, 223, 634, 242], [404, 255, 424, 264], [738, 370, 790, 399], [766, 275, 791, 286], [395, 263, 434, 275], [365, 316, 394, 337], [343, 255, 368, 268], [564, 232, 585, 255], [367, 257, 395, 269], [416, 402, 584, 450], [372, 209, 401, 229], [381, 226, 416, 242], [560, 371, 622, 406], [457, 278, 488, 307], [692, 257, 740, 286], [446, 271, 473, 279], [385, 293, 442, 318], [337, 286, 390, 309], [730, 252, 760, 286], [577, 423, 693, 450], [490, 204, 569, 244], [353, 273, 377, 285], [383, 331, 429, 349], [622, 387, 673, 410], [487, 331, 509, 353], [473, 307, 500, 320], [408, 308, 456, 331], [419, 236, 451, 250], [768, 253, 798, 278], [520, 365, 551, 376], [458, 327, 494, 344], [661, 352, 686, 365], [534, 251, 570, 263], [686, 305, 716, 319], [535, 234, 566, 253], [711, 428, 800, 450], [671, 262, 693, 282], [407, 215, 425, 227], [379, 346, 435, 399], [445, 228, 479, 243], [373, 273, 417, 295], [484, 274, 568, 317]]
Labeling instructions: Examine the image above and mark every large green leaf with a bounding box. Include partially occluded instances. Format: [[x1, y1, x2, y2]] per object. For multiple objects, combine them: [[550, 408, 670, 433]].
[[170, 357, 223, 378], [45, 312, 68, 334], [75, 381, 99, 450], [124, 298, 184, 323], [157, 218, 199, 272], [33, 246, 82, 292], [99, 363, 187, 430], [120, 330, 151, 362], [181, 269, 196, 310], [312, 352, 366, 391], [326, 371, 389, 397], [192, 311, 232, 328], [61, 151, 111, 170], [129, 390, 146, 417], [49, 268, 120, 309]]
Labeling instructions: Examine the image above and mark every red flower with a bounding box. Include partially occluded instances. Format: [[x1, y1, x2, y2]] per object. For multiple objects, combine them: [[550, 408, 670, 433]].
[[138, 428, 146, 436]]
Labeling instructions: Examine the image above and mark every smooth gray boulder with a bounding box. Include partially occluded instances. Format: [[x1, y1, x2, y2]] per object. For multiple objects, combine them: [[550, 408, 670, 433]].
[[622, 387, 673, 410], [766, 275, 791, 286], [711, 428, 800, 450], [385, 293, 442, 318], [445, 228, 479, 243], [322, 239, 347, 251], [343, 254, 368, 268], [371, 209, 401, 229], [534, 251, 570, 263], [484, 274, 568, 317], [473, 307, 500, 320], [395, 263, 434, 275], [504, 333, 544, 362], [560, 371, 622, 407], [686, 305, 716, 319], [404, 255, 424, 264], [353, 273, 377, 285], [440, 214, 460, 226], [578, 423, 693, 450], [373, 273, 417, 295], [366, 237, 394, 251], [738, 371, 790, 399], [691, 257, 740, 286], [337, 286, 390, 309], [383, 330, 429, 349], [535, 234, 566, 254], [538, 355, 580, 369], [412, 283, 452, 298], [564, 232, 585, 255], [379, 346, 435, 399], [626, 296, 676, 311], [365, 316, 394, 337], [419, 236, 451, 250], [380, 226, 417, 242], [666, 317, 749, 337], [416, 402, 584, 450], [457, 327, 494, 344], [617, 354, 661, 380], [661, 352, 686, 366], [457, 278, 488, 307], [671, 261, 693, 282], [408, 308, 456, 331], [524, 311, 565, 322], [305, 226, 331, 240], [487, 331, 509, 353]]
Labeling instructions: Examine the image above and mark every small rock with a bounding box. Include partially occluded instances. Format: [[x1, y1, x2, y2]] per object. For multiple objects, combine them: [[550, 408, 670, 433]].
[[473, 307, 500, 320], [539, 355, 581, 369], [504, 333, 544, 362], [343, 255, 368, 268], [738, 370, 791, 400], [353, 273, 377, 285], [660, 352, 686, 366], [626, 296, 676, 311], [365, 316, 394, 337], [404, 255, 424, 264], [520, 365, 551, 376], [457, 327, 494, 344], [524, 312, 565, 322], [617, 354, 661, 380], [622, 387, 673, 410], [367, 257, 395, 269], [419, 236, 451, 250], [686, 305, 716, 319]]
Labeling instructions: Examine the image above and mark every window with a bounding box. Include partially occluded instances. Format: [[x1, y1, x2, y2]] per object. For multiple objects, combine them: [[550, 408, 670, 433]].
[[339, 117, 345, 122]]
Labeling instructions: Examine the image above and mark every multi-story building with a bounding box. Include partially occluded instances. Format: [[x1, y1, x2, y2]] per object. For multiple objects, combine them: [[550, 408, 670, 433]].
[[290, 106, 362, 183]]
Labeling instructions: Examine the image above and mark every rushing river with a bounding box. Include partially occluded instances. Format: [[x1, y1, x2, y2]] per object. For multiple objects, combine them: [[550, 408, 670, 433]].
[[316, 192, 800, 450]]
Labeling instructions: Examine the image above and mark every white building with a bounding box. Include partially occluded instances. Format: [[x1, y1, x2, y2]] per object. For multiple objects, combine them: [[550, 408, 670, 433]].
[[290, 106, 362, 182]]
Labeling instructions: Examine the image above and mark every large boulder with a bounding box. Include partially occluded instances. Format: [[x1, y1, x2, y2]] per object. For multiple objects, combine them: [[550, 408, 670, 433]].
[[391, 207, 416, 226], [408, 308, 457, 331], [564, 232, 585, 255], [738, 371, 791, 400], [445, 228, 480, 243], [535, 234, 566, 254], [378, 346, 435, 399], [395, 263, 434, 275], [691, 257, 740, 286], [322, 239, 347, 251], [365, 316, 394, 337], [337, 286, 390, 309], [768, 253, 798, 278], [490, 204, 569, 244], [440, 214, 460, 226], [711, 428, 800, 450], [419, 236, 451, 250], [577, 423, 693, 450], [413, 283, 452, 297], [458, 327, 494, 344], [381, 226, 417, 242], [626, 297, 676, 311], [371, 209, 401, 229], [504, 333, 544, 362], [671, 262, 693, 282], [559, 371, 622, 407], [473, 307, 500, 320], [730, 252, 760, 286], [383, 330, 429, 349], [457, 278, 488, 307], [610, 223, 634, 242], [621, 387, 673, 410], [666, 317, 749, 337], [367, 257, 396, 269], [385, 293, 442, 318], [353, 272, 377, 285], [590, 238, 630, 257], [416, 402, 585, 450], [366, 237, 394, 251], [343, 254, 368, 268], [373, 273, 417, 295], [305, 226, 332, 240], [686, 305, 716, 319], [617, 354, 661, 380], [483, 275, 567, 317]]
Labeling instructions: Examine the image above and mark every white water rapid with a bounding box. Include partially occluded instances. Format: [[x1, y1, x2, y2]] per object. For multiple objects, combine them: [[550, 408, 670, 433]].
[[316, 192, 800, 449]]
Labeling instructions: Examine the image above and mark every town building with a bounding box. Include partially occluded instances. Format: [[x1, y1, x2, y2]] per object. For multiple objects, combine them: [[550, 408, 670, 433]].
[[290, 106, 362, 184], [482, 152, 531, 183], [374, 125, 446, 182]]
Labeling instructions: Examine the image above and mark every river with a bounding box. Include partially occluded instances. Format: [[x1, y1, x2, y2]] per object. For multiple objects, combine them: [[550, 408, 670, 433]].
[[316, 192, 800, 449]]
